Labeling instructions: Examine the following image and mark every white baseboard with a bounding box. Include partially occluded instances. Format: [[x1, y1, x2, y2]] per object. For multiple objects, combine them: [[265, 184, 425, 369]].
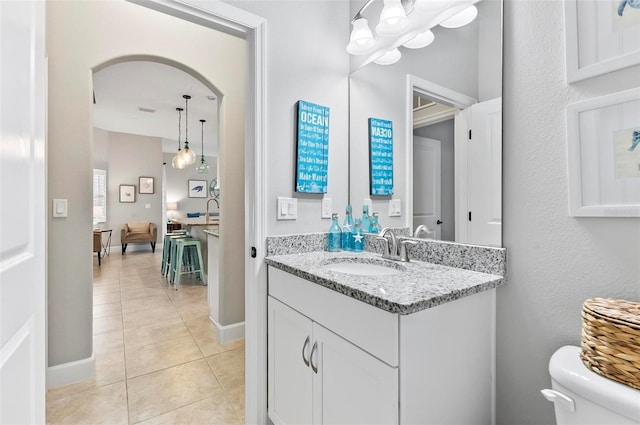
[[209, 317, 245, 343], [47, 353, 95, 389]]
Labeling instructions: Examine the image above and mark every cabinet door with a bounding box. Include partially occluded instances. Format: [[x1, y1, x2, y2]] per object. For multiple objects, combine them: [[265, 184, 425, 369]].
[[312, 324, 399, 425], [268, 297, 313, 425]]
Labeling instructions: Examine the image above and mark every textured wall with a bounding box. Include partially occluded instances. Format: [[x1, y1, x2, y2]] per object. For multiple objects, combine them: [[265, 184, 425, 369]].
[[498, 1, 640, 423]]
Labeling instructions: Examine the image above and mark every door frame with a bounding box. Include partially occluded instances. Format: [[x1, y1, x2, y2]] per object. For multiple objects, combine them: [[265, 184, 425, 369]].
[[405, 75, 476, 239], [128, 1, 267, 423]]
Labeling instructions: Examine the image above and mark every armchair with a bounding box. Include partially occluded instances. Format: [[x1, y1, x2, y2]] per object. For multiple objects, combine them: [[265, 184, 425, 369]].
[[121, 222, 157, 254]]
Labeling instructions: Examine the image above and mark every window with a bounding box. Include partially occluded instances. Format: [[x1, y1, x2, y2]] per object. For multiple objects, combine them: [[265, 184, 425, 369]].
[[93, 169, 107, 224]]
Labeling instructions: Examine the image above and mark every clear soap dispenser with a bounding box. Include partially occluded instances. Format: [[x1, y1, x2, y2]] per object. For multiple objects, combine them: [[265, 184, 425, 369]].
[[361, 205, 372, 234], [370, 212, 381, 234], [327, 213, 342, 252]]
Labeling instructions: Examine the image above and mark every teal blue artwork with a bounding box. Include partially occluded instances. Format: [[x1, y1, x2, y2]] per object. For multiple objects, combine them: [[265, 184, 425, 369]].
[[369, 118, 394, 196], [295, 100, 329, 194]]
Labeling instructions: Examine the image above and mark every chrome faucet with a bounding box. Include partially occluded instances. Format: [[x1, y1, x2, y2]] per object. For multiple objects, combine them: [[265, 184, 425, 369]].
[[376, 227, 418, 262], [206, 197, 219, 225], [414, 224, 432, 239], [376, 227, 398, 260]]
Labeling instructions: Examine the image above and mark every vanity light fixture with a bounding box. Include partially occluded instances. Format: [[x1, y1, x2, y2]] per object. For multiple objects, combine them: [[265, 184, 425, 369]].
[[171, 107, 186, 169], [176, 94, 196, 167], [196, 119, 209, 174], [347, 0, 480, 66]]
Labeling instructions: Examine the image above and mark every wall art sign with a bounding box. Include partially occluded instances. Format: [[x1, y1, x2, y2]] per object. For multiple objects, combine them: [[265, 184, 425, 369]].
[[119, 184, 136, 203], [564, 0, 640, 83], [188, 179, 207, 198], [369, 117, 394, 196], [567, 88, 640, 216], [295, 100, 329, 194]]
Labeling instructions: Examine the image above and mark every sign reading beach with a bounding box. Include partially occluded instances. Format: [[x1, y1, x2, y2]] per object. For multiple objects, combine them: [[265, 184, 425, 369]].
[[369, 118, 394, 196], [295, 100, 329, 194]]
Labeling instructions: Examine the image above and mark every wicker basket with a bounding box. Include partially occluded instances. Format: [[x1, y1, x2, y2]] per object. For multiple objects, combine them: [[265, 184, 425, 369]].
[[580, 298, 640, 390]]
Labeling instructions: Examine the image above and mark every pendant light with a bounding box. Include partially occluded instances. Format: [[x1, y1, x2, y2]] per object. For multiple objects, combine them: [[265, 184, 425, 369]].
[[196, 119, 209, 174], [171, 107, 186, 169], [177, 94, 196, 166], [346, 15, 375, 55]]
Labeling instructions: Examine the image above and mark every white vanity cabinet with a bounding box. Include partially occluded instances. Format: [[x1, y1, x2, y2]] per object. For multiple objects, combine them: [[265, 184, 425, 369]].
[[268, 297, 398, 425], [267, 266, 496, 425]]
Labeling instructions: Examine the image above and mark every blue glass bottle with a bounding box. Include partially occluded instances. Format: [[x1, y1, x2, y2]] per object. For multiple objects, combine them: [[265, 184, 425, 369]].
[[341, 205, 354, 251], [352, 219, 363, 252], [361, 205, 372, 233], [370, 212, 381, 234], [327, 213, 342, 252]]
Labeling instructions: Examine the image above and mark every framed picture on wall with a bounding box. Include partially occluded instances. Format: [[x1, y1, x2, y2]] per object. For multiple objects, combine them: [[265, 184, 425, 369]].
[[188, 179, 207, 198], [368, 117, 394, 196], [294, 100, 330, 194], [119, 184, 136, 203], [567, 88, 640, 216], [138, 176, 154, 194], [564, 0, 640, 83]]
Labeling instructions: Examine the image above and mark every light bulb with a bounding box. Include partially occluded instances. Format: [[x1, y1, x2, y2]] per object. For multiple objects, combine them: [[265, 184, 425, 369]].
[[403, 29, 435, 49], [375, 0, 409, 36], [172, 152, 185, 169], [347, 17, 375, 55], [440, 5, 478, 28]]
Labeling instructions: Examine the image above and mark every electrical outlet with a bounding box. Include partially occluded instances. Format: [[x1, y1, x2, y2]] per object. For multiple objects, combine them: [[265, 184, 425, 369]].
[[321, 198, 332, 218], [277, 197, 297, 220], [389, 199, 401, 217]]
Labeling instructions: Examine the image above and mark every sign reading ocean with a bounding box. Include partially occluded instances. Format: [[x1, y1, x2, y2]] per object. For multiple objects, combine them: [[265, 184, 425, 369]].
[[369, 118, 394, 196], [295, 100, 330, 194]]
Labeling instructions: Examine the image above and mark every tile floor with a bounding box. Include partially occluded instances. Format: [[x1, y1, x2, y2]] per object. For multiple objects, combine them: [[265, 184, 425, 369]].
[[46, 248, 245, 425]]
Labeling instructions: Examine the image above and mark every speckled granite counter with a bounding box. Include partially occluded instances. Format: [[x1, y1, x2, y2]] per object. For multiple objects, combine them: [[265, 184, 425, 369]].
[[265, 250, 504, 315]]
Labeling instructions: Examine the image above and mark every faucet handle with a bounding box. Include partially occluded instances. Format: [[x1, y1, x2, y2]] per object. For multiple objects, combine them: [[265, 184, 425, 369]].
[[376, 236, 392, 258], [398, 239, 418, 262]]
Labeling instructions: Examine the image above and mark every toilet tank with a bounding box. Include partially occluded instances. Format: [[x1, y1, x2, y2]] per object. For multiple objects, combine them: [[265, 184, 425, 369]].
[[542, 346, 640, 425]]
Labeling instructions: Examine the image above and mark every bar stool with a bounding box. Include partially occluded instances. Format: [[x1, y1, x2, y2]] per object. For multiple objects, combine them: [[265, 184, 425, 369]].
[[171, 238, 205, 290], [164, 233, 191, 277], [161, 231, 188, 275]]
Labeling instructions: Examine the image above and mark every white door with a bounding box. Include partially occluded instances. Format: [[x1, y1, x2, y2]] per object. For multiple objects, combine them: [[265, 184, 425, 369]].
[[467, 98, 502, 247], [312, 323, 398, 425], [268, 297, 313, 425], [0, 1, 47, 424], [413, 137, 441, 239]]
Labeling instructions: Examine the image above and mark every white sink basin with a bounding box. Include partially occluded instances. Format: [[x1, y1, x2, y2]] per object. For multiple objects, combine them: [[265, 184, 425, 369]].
[[321, 259, 404, 276]]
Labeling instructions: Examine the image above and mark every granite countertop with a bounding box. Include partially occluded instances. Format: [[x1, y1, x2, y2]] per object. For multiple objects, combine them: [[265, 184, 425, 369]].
[[171, 217, 219, 226], [203, 228, 219, 237], [265, 251, 504, 315]]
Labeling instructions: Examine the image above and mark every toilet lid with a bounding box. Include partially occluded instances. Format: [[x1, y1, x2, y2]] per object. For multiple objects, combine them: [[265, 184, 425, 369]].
[[549, 346, 640, 421]]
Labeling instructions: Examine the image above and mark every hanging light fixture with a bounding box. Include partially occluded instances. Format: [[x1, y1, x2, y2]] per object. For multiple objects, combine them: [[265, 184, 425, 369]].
[[196, 119, 209, 174], [177, 94, 196, 167], [347, 0, 480, 66], [171, 107, 186, 169]]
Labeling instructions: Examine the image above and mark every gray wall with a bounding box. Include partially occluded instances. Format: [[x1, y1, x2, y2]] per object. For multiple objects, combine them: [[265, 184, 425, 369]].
[[414, 119, 455, 241], [163, 152, 219, 219], [107, 131, 163, 247], [498, 0, 640, 423]]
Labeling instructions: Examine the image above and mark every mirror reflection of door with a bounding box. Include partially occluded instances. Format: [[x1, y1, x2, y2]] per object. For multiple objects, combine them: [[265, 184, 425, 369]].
[[413, 137, 442, 240]]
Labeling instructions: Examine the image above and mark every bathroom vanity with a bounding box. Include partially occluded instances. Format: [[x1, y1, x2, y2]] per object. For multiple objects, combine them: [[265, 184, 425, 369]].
[[265, 249, 505, 425]]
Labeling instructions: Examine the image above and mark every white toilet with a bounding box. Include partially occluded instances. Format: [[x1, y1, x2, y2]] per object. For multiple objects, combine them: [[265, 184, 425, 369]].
[[542, 345, 640, 424]]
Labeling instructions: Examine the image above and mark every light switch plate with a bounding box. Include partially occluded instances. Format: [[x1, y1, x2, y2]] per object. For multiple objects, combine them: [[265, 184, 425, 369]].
[[277, 197, 297, 220], [321, 198, 332, 219], [145, 203, 151, 209], [389, 199, 401, 217], [53, 199, 68, 218]]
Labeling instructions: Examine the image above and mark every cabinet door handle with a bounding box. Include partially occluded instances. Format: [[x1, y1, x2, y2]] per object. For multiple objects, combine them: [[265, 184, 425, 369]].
[[302, 336, 310, 367], [310, 341, 318, 374]]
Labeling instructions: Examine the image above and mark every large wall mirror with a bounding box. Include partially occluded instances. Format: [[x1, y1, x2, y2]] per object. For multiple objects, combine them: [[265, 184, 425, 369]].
[[349, 0, 503, 248]]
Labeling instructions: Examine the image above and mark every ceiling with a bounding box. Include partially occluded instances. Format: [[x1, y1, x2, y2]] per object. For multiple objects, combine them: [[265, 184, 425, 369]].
[[92, 61, 219, 157]]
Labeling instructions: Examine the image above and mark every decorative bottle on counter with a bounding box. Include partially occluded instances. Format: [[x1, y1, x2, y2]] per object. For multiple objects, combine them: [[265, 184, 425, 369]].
[[341, 205, 354, 251], [361, 205, 372, 234], [353, 219, 363, 252], [327, 213, 342, 252], [371, 212, 381, 234]]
